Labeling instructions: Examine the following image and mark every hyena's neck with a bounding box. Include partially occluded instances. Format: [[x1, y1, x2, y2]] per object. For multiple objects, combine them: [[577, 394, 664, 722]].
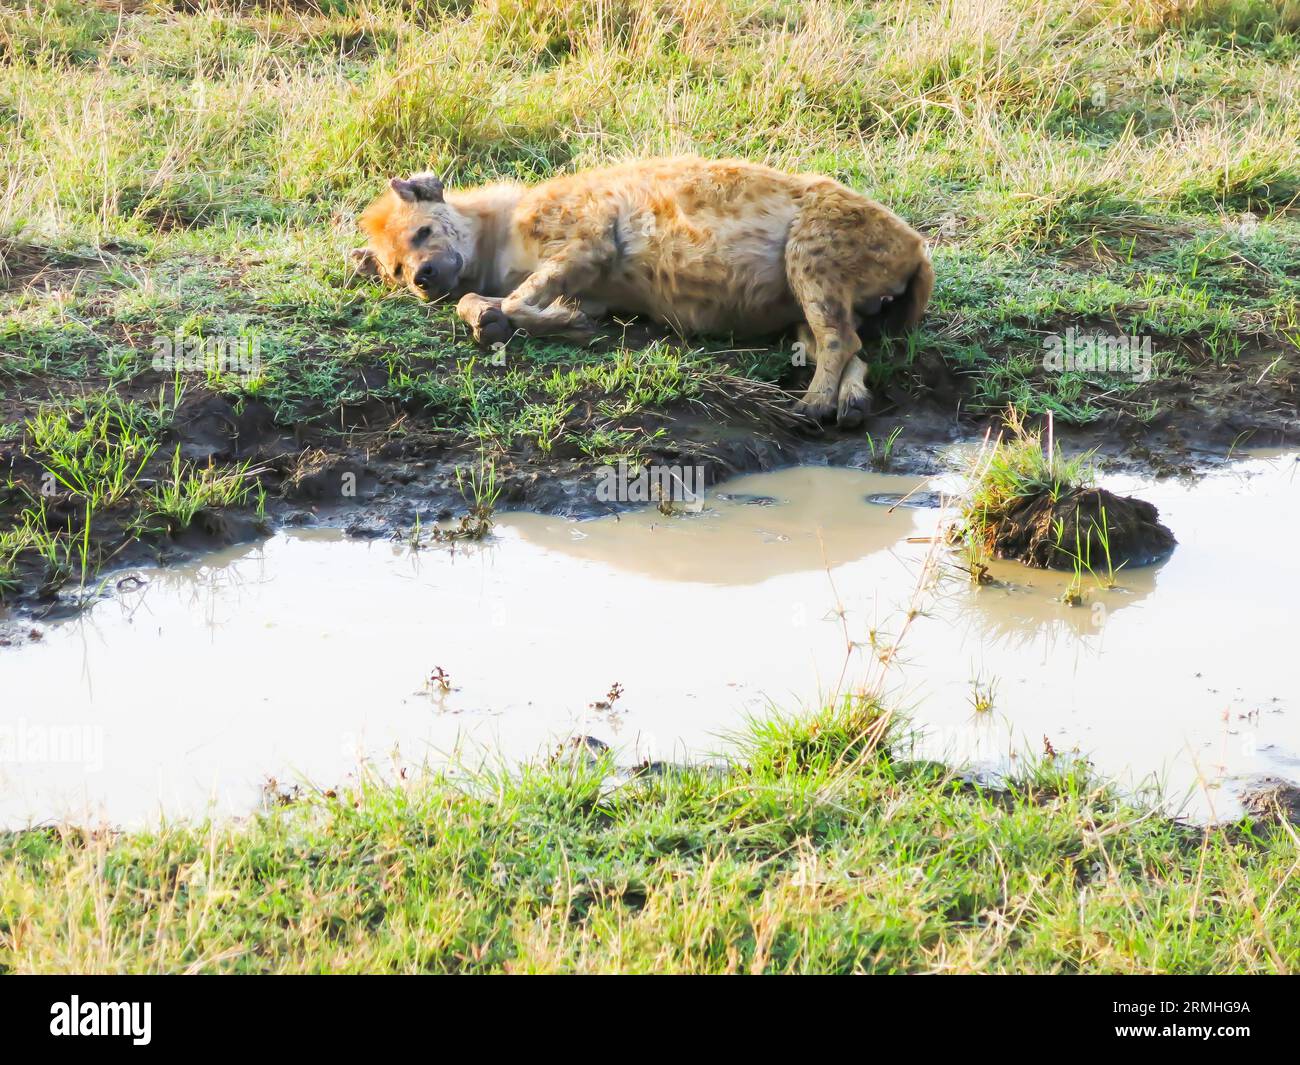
[[448, 182, 526, 296]]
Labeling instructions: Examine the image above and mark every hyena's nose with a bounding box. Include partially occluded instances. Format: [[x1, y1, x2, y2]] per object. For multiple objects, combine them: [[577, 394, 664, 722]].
[[414, 252, 463, 295], [413, 261, 439, 291]]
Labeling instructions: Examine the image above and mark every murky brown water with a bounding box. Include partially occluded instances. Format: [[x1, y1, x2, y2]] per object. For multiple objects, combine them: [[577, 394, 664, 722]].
[[1, 454, 1297, 826]]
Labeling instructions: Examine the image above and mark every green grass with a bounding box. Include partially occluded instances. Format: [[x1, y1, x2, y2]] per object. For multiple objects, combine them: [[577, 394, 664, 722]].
[[1, 699, 1295, 974], [409, 445, 501, 542], [954, 408, 1103, 584], [29, 397, 162, 509], [138, 446, 261, 534], [0, 389, 258, 599]]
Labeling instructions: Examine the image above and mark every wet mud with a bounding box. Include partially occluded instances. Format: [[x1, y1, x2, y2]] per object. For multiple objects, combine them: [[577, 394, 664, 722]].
[[979, 485, 1177, 570]]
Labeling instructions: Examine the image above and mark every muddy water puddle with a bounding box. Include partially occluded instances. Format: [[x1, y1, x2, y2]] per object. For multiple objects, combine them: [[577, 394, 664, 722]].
[[1, 454, 1297, 826]]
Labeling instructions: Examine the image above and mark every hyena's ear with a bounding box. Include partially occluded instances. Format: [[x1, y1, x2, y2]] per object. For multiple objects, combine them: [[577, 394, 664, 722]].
[[389, 173, 444, 203], [349, 247, 380, 278]]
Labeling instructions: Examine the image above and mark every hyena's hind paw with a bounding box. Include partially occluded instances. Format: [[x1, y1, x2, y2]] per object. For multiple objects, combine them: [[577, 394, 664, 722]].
[[792, 362, 873, 429], [457, 293, 514, 348], [793, 386, 838, 426], [835, 356, 873, 430]]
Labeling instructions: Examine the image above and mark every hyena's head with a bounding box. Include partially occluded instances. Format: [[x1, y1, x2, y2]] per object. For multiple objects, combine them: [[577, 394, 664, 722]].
[[353, 173, 474, 299]]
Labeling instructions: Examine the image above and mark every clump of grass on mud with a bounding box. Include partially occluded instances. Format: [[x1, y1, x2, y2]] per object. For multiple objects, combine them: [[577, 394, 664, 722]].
[[138, 447, 263, 535], [955, 408, 1176, 577], [0, 391, 261, 601], [963, 410, 1096, 528], [1, 700, 1295, 974], [452, 448, 502, 538], [29, 396, 163, 510], [405, 447, 502, 546], [954, 409, 1093, 572]]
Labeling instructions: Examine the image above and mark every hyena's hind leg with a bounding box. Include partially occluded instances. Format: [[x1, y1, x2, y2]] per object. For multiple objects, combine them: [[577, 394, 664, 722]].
[[836, 352, 871, 430], [793, 323, 870, 429], [786, 276, 862, 424], [786, 182, 932, 428]]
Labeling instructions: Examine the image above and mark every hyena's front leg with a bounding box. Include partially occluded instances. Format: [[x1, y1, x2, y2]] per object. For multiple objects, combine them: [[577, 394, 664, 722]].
[[456, 293, 513, 347], [789, 291, 861, 424], [497, 252, 607, 342]]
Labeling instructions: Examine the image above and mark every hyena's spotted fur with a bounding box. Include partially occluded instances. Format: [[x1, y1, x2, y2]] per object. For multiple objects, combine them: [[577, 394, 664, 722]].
[[354, 157, 932, 427]]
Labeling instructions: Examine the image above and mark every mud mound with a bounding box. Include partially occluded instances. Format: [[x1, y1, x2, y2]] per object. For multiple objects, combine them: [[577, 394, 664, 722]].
[[172, 393, 279, 462], [1241, 779, 1300, 826], [980, 485, 1175, 570]]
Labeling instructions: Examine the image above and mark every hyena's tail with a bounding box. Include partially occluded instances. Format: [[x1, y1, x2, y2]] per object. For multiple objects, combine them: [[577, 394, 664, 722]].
[[899, 255, 934, 329], [858, 254, 933, 341], [877, 253, 956, 401]]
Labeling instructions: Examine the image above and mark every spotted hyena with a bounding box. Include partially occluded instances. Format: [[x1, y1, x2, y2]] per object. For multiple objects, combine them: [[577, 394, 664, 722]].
[[352, 157, 932, 427]]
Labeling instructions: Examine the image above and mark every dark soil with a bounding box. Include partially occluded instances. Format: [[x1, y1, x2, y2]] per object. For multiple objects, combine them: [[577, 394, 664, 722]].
[[978, 484, 1177, 570], [0, 238, 102, 293]]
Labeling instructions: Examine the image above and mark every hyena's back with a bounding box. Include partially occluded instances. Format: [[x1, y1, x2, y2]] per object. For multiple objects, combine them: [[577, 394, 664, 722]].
[[513, 157, 931, 337]]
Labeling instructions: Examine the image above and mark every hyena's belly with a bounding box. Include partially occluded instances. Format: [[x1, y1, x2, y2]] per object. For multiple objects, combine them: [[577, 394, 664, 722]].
[[594, 206, 803, 336], [595, 275, 801, 335]]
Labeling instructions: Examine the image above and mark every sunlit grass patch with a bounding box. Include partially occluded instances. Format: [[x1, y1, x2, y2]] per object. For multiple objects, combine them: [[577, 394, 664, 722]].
[[28, 397, 163, 509], [0, 700, 1295, 974]]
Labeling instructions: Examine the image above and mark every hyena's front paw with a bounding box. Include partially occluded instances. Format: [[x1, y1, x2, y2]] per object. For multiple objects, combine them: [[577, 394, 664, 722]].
[[457, 293, 513, 348], [474, 306, 512, 347]]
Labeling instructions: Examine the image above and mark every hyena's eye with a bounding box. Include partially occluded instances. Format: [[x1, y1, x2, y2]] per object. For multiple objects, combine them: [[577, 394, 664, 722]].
[[413, 226, 432, 244], [392, 262, 403, 279]]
